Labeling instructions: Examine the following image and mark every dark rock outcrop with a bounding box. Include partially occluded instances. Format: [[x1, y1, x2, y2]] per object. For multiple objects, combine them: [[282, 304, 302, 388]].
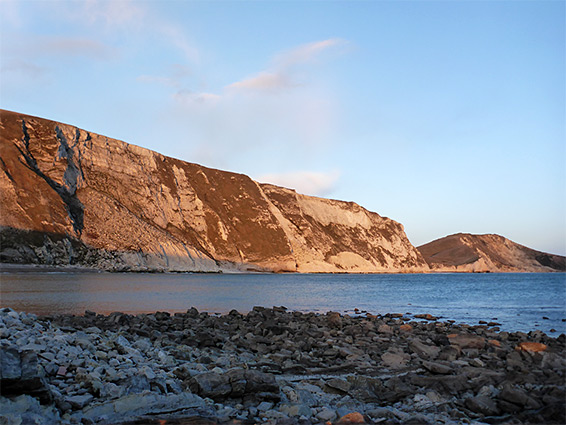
[[187, 369, 280, 401], [0, 344, 52, 403]]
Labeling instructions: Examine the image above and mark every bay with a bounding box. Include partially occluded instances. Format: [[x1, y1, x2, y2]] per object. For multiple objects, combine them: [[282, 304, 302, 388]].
[[1, 271, 564, 334]]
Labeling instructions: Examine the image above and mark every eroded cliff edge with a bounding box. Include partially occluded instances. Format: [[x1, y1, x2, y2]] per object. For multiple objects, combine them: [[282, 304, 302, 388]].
[[0, 110, 428, 273]]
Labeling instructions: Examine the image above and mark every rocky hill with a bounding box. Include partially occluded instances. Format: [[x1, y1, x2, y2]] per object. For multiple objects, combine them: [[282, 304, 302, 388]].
[[0, 109, 428, 273], [417, 233, 565, 273]]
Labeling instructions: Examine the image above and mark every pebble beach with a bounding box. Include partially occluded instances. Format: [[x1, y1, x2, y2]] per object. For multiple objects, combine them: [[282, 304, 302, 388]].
[[1, 306, 565, 425]]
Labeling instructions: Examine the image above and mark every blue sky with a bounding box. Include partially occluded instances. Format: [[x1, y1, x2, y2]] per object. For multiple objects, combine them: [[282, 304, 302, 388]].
[[1, 0, 564, 255]]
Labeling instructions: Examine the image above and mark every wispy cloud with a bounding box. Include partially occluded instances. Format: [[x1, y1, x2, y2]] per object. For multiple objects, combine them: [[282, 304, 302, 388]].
[[274, 38, 346, 68], [2, 35, 117, 63], [257, 170, 341, 196], [42, 37, 116, 60], [142, 38, 346, 103], [10, 0, 199, 64], [156, 25, 200, 63], [227, 38, 346, 94], [66, 0, 146, 28], [226, 72, 295, 92], [0, 60, 46, 79], [174, 90, 221, 104], [165, 38, 346, 170]]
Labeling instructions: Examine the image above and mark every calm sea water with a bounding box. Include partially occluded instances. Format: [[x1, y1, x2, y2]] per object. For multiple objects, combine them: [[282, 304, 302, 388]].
[[1, 272, 564, 334]]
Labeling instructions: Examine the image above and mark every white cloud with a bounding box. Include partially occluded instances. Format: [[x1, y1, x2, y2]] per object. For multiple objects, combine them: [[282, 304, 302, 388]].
[[274, 38, 346, 68], [226, 72, 294, 92], [226, 38, 346, 94], [166, 38, 346, 171], [257, 170, 341, 196]]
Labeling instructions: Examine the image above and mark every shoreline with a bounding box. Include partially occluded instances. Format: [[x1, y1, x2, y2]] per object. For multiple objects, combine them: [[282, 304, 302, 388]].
[[1, 307, 565, 425], [3, 262, 566, 274]]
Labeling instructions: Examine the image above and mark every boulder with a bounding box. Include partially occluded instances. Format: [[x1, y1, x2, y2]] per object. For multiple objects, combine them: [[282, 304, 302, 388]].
[[0, 395, 61, 425], [326, 312, 342, 328], [187, 368, 279, 401], [65, 394, 94, 409], [326, 377, 352, 393], [381, 351, 410, 369], [447, 334, 485, 349], [82, 393, 209, 424], [409, 339, 440, 359], [465, 395, 499, 416], [515, 342, 547, 353], [499, 386, 541, 409], [422, 361, 453, 375], [414, 314, 437, 321], [187, 371, 232, 399], [317, 407, 337, 421], [337, 411, 366, 424], [0, 345, 52, 403]]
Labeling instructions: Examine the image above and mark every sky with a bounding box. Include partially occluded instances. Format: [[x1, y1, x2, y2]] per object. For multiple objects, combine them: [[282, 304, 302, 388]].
[[1, 0, 564, 255]]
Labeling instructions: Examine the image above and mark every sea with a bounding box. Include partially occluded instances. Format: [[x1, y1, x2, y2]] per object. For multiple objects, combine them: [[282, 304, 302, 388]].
[[1, 271, 565, 335]]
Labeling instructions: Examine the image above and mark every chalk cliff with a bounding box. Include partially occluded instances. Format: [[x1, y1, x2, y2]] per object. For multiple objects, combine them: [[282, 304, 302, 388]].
[[417, 233, 565, 273], [0, 110, 428, 272]]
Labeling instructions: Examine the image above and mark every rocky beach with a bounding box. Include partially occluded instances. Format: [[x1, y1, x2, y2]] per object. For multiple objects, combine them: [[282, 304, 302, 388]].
[[1, 306, 565, 425]]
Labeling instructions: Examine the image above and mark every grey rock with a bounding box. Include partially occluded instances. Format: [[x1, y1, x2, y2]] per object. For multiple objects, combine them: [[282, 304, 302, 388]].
[[0, 395, 61, 425], [499, 386, 541, 409], [422, 361, 453, 375], [165, 379, 183, 394], [257, 401, 274, 412], [381, 350, 410, 369], [465, 395, 499, 416], [0, 346, 51, 403], [438, 345, 460, 361], [82, 393, 208, 424], [316, 407, 337, 421], [125, 374, 150, 394], [101, 382, 123, 399], [65, 394, 94, 409], [469, 358, 485, 368], [409, 339, 440, 359], [0, 346, 21, 379], [188, 371, 231, 399], [367, 407, 396, 420], [403, 413, 433, 424], [326, 377, 352, 393], [281, 403, 312, 417]]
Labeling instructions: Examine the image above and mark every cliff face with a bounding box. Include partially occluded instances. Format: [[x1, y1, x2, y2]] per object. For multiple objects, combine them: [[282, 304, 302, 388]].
[[0, 110, 428, 272], [417, 233, 565, 273]]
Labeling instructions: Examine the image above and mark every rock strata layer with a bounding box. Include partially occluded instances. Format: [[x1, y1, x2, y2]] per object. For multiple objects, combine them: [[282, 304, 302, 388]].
[[417, 233, 565, 273], [0, 109, 427, 273], [1, 307, 565, 425]]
